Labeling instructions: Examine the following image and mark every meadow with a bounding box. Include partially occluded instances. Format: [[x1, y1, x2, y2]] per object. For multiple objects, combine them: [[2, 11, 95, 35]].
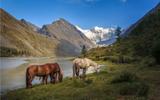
[[2, 60, 160, 100]]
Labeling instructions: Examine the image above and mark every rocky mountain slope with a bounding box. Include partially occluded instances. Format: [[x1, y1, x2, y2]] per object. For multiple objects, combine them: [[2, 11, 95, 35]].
[[0, 9, 94, 57], [39, 18, 94, 56], [0, 8, 58, 57], [20, 19, 40, 32]]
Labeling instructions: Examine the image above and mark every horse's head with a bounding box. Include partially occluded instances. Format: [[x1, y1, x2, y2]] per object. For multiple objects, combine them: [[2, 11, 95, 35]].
[[59, 71, 63, 82], [58, 65, 63, 82]]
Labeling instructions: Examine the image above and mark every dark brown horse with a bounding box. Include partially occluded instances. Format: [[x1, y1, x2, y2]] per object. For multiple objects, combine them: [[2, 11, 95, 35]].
[[26, 63, 63, 88]]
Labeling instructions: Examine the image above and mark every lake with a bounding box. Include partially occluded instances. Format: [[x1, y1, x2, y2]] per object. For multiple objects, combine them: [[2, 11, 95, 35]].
[[0, 57, 74, 94], [0, 57, 96, 94]]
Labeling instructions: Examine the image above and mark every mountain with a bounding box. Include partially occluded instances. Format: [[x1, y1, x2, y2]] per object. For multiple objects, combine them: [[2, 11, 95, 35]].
[[87, 3, 160, 63], [0, 9, 94, 57], [76, 26, 117, 45], [0, 8, 59, 57], [20, 19, 40, 32], [39, 18, 95, 56], [122, 3, 160, 37], [115, 3, 160, 57]]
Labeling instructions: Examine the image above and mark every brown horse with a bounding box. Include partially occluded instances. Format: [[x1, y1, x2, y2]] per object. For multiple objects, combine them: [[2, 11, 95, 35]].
[[26, 63, 63, 88]]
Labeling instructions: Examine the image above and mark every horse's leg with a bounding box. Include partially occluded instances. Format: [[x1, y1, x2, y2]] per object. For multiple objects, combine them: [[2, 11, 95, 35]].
[[55, 72, 59, 83], [52, 74, 56, 84], [45, 75, 48, 84], [52, 73, 56, 83], [58, 70, 63, 82], [28, 76, 32, 88], [76, 67, 80, 78], [49, 73, 53, 83], [73, 64, 76, 78], [42, 76, 46, 84], [82, 68, 87, 78], [39, 77, 43, 84], [29, 75, 35, 88]]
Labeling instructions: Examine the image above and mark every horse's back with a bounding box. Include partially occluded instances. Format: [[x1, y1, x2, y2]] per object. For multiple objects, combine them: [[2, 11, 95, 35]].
[[27, 65, 38, 71], [73, 58, 97, 68], [73, 58, 89, 68], [27, 64, 50, 75], [45, 63, 59, 69]]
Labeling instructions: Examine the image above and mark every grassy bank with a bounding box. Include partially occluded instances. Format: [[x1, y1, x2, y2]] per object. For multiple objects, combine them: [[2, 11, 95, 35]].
[[2, 61, 160, 100]]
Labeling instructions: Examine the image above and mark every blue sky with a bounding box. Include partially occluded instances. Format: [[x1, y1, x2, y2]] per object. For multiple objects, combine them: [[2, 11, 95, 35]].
[[1, 0, 159, 29]]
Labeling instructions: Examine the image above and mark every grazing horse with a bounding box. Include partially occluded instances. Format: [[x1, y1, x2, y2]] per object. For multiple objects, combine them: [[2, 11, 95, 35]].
[[72, 58, 100, 78], [26, 63, 63, 88]]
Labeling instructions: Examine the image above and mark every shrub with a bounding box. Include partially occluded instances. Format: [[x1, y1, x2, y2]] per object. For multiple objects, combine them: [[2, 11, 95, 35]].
[[123, 56, 137, 63], [151, 40, 160, 64], [84, 78, 93, 84], [119, 82, 149, 96], [0, 46, 18, 57], [140, 57, 156, 67], [101, 56, 136, 64], [109, 66, 115, 72], [72, 79, 87, 88], [111, 71, 138, 83], [72, 78, 92, 88], [137, 82, 149, 96]]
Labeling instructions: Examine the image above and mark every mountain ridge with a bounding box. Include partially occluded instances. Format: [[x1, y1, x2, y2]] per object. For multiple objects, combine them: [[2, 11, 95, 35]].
[[122, 3, 160, 37], [39, 18, 95, 56], [0, 8, 58, 56], [76, 26, 117, 45], [86, 2, 160, 63], [0, 8, 94, 57]]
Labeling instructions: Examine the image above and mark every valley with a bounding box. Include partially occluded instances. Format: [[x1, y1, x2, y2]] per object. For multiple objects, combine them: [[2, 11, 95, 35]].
[[0, 1, 160, 100]]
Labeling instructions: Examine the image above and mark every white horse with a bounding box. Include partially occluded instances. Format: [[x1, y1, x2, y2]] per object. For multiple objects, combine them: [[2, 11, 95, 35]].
[[72, 58, 100, 78]]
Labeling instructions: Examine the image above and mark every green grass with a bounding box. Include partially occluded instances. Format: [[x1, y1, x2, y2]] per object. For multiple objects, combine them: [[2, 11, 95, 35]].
[[2, 61, 160, 100]]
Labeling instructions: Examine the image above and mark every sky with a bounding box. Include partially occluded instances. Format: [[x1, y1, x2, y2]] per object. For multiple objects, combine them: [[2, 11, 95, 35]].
[[1, 0, 160, 29]]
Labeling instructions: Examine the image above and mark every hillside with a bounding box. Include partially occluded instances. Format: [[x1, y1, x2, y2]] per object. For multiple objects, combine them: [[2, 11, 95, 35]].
[[114, 3, 160, 59], [87, 3, 160, 63], [0, 8, 58, 57], [20, 19, 40, 32], [76, 26, 117, 45], [3, 60, 160, 100], [39, 18, 94, 56], [122, 3, 160, 37], [0, 9, 94, 57]]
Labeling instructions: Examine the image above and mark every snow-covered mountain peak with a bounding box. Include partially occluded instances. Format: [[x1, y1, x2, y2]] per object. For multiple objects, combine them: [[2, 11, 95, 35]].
[[76, 25, 117, 45]]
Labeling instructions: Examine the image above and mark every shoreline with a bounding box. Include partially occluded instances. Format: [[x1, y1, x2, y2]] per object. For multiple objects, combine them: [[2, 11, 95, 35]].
[[0, 69, 99, 95], [0, 57, 101, 95], [0, 57, 74, 95], [0, 64, 104, 95]]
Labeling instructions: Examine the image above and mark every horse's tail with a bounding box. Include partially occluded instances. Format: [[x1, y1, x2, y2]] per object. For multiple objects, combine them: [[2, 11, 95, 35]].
[[26, 67, 30, 88]]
